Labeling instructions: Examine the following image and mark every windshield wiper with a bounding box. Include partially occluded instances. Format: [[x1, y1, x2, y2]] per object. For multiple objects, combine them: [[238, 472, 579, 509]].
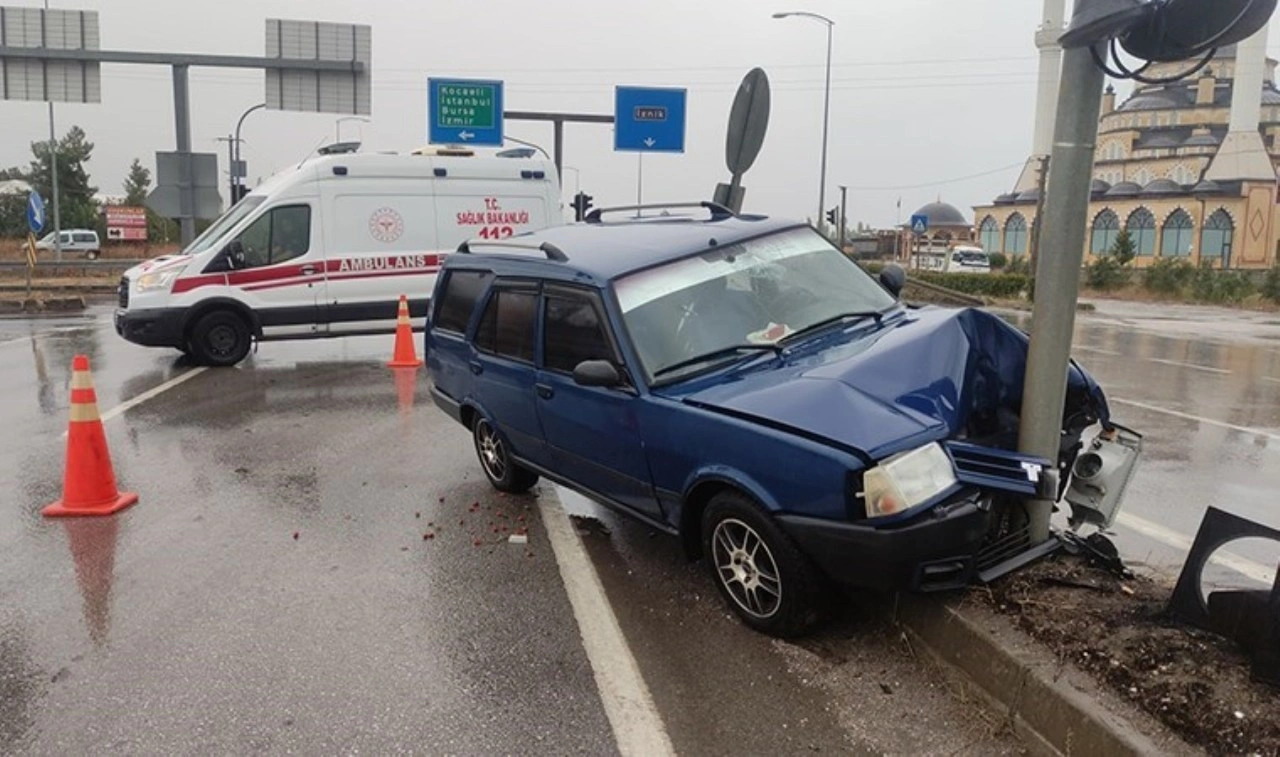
[[653, 344, 782, 379], [778, 309, 888, 347]]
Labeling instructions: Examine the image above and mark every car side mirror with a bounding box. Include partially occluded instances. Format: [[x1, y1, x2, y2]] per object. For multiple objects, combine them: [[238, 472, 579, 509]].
[[879, 264, 906, 298], [572, 360, 622, 388]]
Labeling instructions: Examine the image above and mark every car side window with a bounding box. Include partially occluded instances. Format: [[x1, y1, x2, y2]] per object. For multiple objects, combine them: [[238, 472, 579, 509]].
[[543, 291, 616, 374], [475, 288, 537, 363], [234, 205, 311, 268], [73, 233, 95, 244], [434, 270, 492, 334]]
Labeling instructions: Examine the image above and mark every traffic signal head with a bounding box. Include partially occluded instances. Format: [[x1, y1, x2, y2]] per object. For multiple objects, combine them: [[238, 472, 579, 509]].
[[572, 191, 594, 222], [826, 207, 838, 225]]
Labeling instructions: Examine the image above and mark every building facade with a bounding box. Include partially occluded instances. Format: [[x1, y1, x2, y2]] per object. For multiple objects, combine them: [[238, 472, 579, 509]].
[[973, 41, 1280, 270]]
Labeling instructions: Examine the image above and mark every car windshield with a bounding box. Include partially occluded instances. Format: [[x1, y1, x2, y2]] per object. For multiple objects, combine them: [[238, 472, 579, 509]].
[[614, 226, 896, 381], [181, 196, 266, 256]]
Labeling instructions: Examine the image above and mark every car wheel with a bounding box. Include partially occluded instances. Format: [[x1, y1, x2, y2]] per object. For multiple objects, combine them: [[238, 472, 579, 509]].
[[473, 416, 538, 493], [702, 491, 823, 638], [188, 311, 252, 367], [85, 250, 99, 261]]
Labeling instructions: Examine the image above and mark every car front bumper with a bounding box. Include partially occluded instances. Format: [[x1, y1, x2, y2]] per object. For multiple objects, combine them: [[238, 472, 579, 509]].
[[115, 307, 186, 349], [777, 492, 993, 592]]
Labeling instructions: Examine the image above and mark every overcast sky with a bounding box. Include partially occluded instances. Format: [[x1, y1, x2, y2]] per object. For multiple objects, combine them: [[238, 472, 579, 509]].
[[3, 0, 1278, 228]]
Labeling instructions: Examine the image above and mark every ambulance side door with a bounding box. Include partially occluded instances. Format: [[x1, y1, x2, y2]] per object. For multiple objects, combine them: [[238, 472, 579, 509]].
[[323, 184, 439, 335], [222, 201, 327, 338]]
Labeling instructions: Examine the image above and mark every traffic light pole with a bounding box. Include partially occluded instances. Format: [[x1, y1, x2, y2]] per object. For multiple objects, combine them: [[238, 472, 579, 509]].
[[838, 185, 848, 252], [1017, 27, 1106, 544]]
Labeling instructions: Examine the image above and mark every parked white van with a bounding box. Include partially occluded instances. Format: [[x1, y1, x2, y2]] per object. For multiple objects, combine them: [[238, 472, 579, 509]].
[[37, 229, 102, 259], [114, 146, 560, 366]]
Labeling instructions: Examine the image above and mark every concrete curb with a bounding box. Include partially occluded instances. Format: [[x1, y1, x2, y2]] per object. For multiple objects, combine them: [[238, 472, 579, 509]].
[[891, 594, 1190, 756], [0, 295, 87, 314]]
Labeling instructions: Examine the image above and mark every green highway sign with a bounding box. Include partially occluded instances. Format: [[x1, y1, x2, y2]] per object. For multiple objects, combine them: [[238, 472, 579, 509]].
[[429, 78, 504, 145]]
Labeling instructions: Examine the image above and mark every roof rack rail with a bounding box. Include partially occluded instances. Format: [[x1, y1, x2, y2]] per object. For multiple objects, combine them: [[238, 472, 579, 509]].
[[455, 239, 568, 262], [583, 201, 736, 224]]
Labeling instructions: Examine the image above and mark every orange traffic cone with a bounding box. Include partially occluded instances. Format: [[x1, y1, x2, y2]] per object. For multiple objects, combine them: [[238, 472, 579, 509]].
[[42, 355, 139, 518], [387, 294, 423, 368]]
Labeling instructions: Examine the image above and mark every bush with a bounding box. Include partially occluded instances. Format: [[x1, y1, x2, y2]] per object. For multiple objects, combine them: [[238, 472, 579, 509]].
[[1003, 256, 1031, 276], [911, 271, 1029, 299], [1190, 265, 1254, 304], [987, 251, 1008, 270], [1142, 257, 1196, 295], [1262, 264, 1280, 304], [1085, 256, 1131, 291]]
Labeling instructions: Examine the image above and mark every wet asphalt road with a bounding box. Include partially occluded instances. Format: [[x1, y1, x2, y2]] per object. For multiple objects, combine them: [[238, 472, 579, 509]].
[[0, 297, 1277, 754]]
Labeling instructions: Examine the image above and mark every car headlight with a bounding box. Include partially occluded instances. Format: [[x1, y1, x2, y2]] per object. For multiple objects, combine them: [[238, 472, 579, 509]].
[[860, 442, 958, 518], [135, 266, 185, 293]]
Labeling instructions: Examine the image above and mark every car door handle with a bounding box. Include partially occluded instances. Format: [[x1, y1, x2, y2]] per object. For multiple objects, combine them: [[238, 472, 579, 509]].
[[469, 360, 483, 375], [535, 383, 554, 399], [300, 265, 317, 276]]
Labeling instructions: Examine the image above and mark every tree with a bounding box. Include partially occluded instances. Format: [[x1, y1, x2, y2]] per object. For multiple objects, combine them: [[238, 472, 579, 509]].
[[1109, 228, 1136, 266], [24, 125, 98, 229], [122, 158, 151, 206]]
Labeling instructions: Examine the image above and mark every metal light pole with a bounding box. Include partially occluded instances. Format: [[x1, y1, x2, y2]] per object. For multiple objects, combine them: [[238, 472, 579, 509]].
[[43, 0, 61, 262], [1018, 4, 1106, 545], [773, 10, 833, 234], [232, 103, 266, 204]]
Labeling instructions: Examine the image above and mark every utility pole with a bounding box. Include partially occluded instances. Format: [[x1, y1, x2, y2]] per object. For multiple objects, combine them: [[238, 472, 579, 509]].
[[43, 0, 62, 263], [1017, 7, 1105, 545], [1028, 155, 1050, 278], [838, 185, 848, 252]]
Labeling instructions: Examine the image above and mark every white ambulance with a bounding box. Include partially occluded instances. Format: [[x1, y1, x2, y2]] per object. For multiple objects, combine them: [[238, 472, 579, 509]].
[[114, 146, 561, 366]]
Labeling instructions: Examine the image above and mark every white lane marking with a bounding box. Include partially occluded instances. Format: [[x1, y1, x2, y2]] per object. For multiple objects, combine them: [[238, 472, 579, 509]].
[[1073, 345, 1122, 356], [538, 487, 675, 757], [61, 367, 209, 436], [1116, 512, 1276, 586], [100, 367, 209, 423], [1145, 357, 1231, 375], [1110, 397, 1280, 443]]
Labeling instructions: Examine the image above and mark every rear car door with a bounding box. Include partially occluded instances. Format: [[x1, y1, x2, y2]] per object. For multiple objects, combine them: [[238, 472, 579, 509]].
[[470, 279, 548, 467], [221, 203, 327, 338], [534, 285, 659, 518]]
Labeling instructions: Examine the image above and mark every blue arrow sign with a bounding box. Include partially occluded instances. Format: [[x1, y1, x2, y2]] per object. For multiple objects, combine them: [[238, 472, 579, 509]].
[[614, 86, 687, 153], [428, 78, 504, 147], [910, 213, 929, 235], [26, 192, 45, 234]]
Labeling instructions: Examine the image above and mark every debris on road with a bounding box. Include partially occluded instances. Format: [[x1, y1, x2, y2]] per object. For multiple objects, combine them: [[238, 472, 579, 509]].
[[509, 533, 528, 545]]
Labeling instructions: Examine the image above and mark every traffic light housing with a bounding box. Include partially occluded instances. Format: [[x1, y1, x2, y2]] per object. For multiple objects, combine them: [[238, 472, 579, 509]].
[[825, 207, 839, 226], [572, 191, 594, 222]]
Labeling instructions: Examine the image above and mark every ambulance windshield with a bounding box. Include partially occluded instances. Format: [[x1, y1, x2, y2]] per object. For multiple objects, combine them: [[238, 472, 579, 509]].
[[181, 196, 266, 256]]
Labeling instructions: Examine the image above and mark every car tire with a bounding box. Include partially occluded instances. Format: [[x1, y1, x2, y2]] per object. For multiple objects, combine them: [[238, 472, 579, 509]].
[[188, 310, 252, 367], [702, 490, 823, 638], [85, 250, 99, 261], [473, 416, 538, 494]]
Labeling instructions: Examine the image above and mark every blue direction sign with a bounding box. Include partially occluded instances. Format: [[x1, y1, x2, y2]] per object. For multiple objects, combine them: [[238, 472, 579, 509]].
[[614, 86, 687, 153], [910, 213, 929, 235], [428, 78, 504, 146], [26, 192, 45, 234]]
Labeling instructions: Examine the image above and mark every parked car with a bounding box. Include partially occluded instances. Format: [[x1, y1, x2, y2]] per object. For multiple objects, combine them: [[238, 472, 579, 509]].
[[113, 146, 560, 366], [36, 229, 101, 260], [425, 203, 1140, 637]]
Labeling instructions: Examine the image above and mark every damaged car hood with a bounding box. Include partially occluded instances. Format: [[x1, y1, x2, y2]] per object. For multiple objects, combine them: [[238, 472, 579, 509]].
[[667, 307, 1110, 461]]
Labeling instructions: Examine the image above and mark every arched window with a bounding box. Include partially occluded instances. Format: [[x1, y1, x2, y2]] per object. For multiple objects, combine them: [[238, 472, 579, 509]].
[[1132, 167, 1154, 186], [1200, 209, 1234, 263], [1004, 213, 1027, 256], [1127, 208, 1156, 256], [1091, 209, 1120, 254], [978, 216, 1000, 252], [1160, 209, 1194, 256]]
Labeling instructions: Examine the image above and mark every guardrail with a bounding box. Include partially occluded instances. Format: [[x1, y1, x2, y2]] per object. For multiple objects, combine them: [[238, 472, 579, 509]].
[[0, 259, 144, 273]]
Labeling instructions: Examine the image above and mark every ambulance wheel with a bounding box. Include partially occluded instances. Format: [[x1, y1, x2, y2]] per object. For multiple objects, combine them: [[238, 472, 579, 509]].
[[189, 310, 251, 367], [473, 416, 538, 493]]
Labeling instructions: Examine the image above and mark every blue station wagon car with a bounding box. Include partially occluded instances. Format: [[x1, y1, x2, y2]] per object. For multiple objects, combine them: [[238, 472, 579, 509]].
[[426, 203, 1139, 637]]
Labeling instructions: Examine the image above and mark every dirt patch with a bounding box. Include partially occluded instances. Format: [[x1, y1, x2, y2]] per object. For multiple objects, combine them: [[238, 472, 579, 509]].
[[977, 555, 1279, 755]]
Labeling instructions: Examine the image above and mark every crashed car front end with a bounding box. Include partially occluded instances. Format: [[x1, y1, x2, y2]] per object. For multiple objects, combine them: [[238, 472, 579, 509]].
[[683, 306, 1142, 593]]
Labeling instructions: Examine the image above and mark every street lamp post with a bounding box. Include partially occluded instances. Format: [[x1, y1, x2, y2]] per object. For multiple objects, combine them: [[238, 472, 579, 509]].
[[232, 103, 266, 204], [773, 10, 834, 234]]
